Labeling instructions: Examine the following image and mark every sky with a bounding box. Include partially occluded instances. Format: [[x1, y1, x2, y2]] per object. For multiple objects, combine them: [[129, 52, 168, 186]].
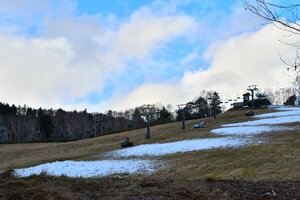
[[0, 0, 299, 112]]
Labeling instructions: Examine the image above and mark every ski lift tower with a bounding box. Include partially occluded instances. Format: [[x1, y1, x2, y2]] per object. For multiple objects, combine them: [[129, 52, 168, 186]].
[[140, 105, 155, 139], [247, 85, 258, 109], [177, 104, 188, 130]]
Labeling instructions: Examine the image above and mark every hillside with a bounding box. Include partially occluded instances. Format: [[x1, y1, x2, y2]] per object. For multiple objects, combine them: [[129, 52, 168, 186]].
[[0, 106, 299, 199]]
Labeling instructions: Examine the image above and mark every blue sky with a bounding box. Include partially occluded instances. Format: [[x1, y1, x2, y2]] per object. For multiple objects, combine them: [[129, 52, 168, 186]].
[[0, 0, 298, 112], [76, 0, 235, 17]]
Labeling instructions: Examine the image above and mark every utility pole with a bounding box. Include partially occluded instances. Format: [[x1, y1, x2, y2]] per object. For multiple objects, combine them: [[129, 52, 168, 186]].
[[140, 105, 155, 139], [247, 85, 258, 109], [177, 104, 188, 130]]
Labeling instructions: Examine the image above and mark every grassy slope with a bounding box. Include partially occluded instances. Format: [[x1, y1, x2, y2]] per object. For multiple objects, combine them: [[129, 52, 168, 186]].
[[0, 108, 276, 170], [0, 107, 299, 199]]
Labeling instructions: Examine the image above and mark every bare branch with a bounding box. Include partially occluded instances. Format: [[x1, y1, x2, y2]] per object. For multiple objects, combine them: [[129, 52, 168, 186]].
[[243, 0, 300, 77], [243, 0, 300, 33]]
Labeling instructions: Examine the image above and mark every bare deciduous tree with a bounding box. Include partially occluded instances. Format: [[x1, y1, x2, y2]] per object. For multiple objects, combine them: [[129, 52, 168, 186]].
[[243, 0, 300, 104], [243, 0, 300, 71]]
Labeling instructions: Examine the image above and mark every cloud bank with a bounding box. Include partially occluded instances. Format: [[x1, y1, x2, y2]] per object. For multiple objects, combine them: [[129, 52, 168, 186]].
[[104, 24, 299, 111], [0, 0, 196, 111], [0, 0, 298, 112]]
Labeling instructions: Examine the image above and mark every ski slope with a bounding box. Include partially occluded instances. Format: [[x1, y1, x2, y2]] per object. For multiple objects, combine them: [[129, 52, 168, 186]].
[[15, 106, 299, 178]]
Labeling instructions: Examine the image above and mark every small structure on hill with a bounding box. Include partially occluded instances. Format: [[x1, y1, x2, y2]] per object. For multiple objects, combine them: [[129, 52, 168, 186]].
[[232, 86, 272, 109], [243, 92, 271, 108], [232, 102, 244, 108], [243, 92, 250, 103]]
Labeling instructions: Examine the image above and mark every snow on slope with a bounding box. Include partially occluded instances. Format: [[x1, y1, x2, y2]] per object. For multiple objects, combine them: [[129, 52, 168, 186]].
[[15, 159, 155, 178], [221, 115, 300, 127], [15, 106, 300, 178], [275, 106, 300, 111], [211, 126, 294, 135], [15, 138, 247, 178], [254, 110, 300, 118], [107, 137, 246, 157], [217, 106, 299, 135]]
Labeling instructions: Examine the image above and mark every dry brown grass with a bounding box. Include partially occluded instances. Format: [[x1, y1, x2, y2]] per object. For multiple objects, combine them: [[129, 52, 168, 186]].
[[0, 107, 275, 170], [1, 107, 299, 182], [0, 107, 300, 199], [0, 170, 299, 199]]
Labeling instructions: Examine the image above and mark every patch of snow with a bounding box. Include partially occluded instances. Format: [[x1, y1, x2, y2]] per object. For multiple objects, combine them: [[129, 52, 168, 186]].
[[211, 126, 294, 136], [254, 111, 300, 118], [15, 159, 155, 178], [267, 105, 282, 109], [275, 106, 300, 111], [222, 115, 300, 127], [107, 138, 247, 157], [14, 105, 300, 179]]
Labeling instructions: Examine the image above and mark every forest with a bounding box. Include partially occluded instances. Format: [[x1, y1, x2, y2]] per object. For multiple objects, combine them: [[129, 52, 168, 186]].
[[0, 88, 296, 143]]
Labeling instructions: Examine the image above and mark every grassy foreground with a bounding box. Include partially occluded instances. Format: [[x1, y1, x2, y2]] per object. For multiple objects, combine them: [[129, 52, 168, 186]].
[[0, 107, 299, 199]]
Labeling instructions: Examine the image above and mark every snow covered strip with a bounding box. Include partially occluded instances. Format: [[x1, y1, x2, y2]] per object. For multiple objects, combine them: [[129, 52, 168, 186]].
[[107, 137, 247, 157], [221, 115, 300, 127], [254, 111, 300, 118], [275, 106, 300, 111], [15, 159, 155, 178], [211, 126, 295, 136]]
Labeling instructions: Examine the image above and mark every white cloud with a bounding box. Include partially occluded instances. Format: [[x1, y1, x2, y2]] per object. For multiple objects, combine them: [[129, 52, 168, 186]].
[[0, 0, 51, 13], [0, 0, 77, 16], [100, 7, 196, 60], [2, 0, 297, 113], [98, 83, 187, 111], [0, 1, 197, 110], [103, 24, 299, 111], [0, 35, 103, 106]]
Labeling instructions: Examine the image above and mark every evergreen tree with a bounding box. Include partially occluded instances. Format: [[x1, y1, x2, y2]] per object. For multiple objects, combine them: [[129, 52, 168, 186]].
[[284, 95, 297, 105], [37, 108, 43, 117], [194, 96, 209, 118], [176, 104, 192, 121], [11, 104, 17, 115], [209, 92, 222, 118], [26, 107, 36, 116], [157, 106, 171, 123]]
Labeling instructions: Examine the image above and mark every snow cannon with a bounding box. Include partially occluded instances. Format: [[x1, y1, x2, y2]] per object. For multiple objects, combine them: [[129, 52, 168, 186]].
[[194, 121, 205, 128], [121, 137, 134, 148]]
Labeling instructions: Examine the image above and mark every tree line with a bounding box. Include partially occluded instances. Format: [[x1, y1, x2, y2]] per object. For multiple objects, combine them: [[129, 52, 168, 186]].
[[0, 90, 223, 143], [0, 87, 295, 143]]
